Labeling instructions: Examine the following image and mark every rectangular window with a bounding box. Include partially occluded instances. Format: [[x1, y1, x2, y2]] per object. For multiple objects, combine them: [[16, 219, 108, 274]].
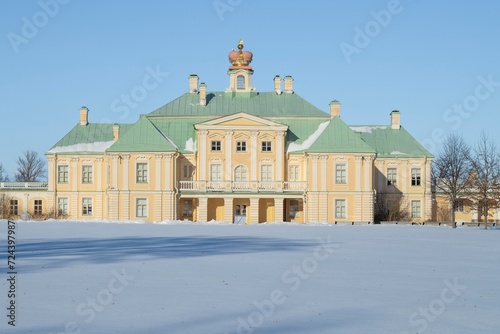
[[182, 165, 193, 180], [211, 140, 221, 151], [411, 200, 421, 218], [34, 199, 43, 215], [236, 141, 247, 152], [335, 164, 347, 184], [454, 199, 464, 212], [411, 168, 421, 186], [58, 165, 69, 183], [82, 165, 93, 184], [261, 165, 273, 182], [261, 141, 272, 152], [335, 199, 346, 219], [210, 164, 222, 181], [82, 198, 92, 216], [58, 198, 68, 215], [182, 199, 193, 219], [289, 165, 300, 181], [387, 168, 397, 186], [136, 163, 148, 183], [9, 200, 18, 216], [136, 198, 147, 217]]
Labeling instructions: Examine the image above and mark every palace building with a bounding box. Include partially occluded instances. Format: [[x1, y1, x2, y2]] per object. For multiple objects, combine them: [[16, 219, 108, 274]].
[[2, 40, 434, 223]]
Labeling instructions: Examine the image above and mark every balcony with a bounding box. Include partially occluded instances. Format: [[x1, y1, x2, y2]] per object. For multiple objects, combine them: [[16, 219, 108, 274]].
[[179, 181, 306, 193], [0, 182, 48, 190]]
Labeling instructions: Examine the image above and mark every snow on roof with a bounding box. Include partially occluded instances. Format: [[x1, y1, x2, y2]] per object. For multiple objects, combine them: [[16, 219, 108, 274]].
[[185, 138, 196, 152], [350, 126, 388, 133], [287, 121, 330, 153], [390, 151, 408, 155], [48, 140, 115, 153]]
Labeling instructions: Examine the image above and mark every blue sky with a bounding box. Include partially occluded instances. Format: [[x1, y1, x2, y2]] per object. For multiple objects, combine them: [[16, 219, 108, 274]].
[[2, 1, 500, 178]]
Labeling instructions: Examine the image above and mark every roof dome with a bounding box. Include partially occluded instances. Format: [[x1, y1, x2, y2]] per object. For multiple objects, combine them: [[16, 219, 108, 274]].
[[228, 39, 253, 67]]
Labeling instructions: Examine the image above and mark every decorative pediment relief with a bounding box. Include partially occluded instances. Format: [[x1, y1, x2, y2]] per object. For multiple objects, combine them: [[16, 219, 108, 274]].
[[195, 112, 288, 131]]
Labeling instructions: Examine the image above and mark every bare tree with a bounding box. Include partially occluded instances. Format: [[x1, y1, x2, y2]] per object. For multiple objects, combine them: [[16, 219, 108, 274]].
[[374, 191, 409, 222], [432, 133, 471, 227], [0, 163, 8, 181], [468, 132, 500, 229], [14, 150, 46, 182]]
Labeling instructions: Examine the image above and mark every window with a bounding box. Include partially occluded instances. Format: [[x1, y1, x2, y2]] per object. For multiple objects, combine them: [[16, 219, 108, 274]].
[[387, 168, 397, 186], [335, 199, 346, 219], [182, 199, 193, 219], [335, 164, 347, 184], [34, 200, 43, 215], [58, 198, 68, 215], [236, 141, 247, 152], [136, 163, 148, 183], [411, 200, 421, 218], [289, 165, 300, 181], [136, 198, 147, 217], [454, 199, 464, 212], [262, 141, 272, 152], [82, 198, 92, 216], [58, 165, 68, 183], [182, 165, 193, 180], [9, 200, 18, 216], [82, 165, 93, 184], [261, 165, 272, 182], [237, 75, 245, 90], [234, 165, 248, 182], [210, 164, 222, 181], [289, 200, 299, 220], [211, 140, 222, 152], [411, 168, 421, 186]]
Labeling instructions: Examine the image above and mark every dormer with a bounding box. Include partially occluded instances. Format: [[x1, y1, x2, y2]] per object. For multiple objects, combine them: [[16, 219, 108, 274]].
[[226, 39, 255, 93]]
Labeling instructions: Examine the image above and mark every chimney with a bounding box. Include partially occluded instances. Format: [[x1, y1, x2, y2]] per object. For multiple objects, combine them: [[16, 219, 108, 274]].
[[283, 75, 294, 94], [80, 106, 89, 126], [199, 82, 207, 106], [189, 74, 199, 93], [329, 100, 340, 118], [274, 75, 281, 94], [113, 124, 120, 141], [390, 110, 401, 129]]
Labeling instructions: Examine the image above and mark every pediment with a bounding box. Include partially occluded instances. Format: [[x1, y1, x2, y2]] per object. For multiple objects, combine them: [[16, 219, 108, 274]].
[[194, 112, 288, 131]]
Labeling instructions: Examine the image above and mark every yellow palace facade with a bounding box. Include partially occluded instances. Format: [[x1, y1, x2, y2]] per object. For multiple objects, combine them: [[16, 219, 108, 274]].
[[2, 41, 434, 223]]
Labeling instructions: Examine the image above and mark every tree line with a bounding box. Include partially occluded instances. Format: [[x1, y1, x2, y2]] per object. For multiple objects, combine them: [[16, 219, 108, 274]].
[[0, 150, 46, 182], [433, 132, 500, 229]]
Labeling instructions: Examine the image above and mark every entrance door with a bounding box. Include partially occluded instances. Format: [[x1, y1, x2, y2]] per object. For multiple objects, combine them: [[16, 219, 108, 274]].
[[234, 204, 247, 225]]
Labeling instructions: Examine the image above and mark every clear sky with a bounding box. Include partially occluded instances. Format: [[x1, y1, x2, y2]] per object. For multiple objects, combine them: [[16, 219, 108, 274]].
[[2, 1, 500, 179]]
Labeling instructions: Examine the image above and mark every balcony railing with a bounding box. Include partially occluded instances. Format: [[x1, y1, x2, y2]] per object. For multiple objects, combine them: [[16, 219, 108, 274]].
[[179, 181, 306, 193], [0, 182, 48, 190]]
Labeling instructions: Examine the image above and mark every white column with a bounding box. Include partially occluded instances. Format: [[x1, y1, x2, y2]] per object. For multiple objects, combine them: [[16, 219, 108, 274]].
[[165, 154, 172, 190], [122, 155, 129, 191], [71, 157, 78, 192], [376, 160, 384, 192], [198, 197, 208, 222], [274, 198, 284, 223], [402, 161, 408, 194], [364, 156, 371, 192], [320, 156, 328, 191], [250, 197, 259, 224], [155, 154, 162, 190], [311, 155, 319, 191], [199, 131, 207, 180], [251, 131, 259, 181], [225, 131, 233, 181], [111, 155, 119, 189], [47, 156, 55, 192], [224, 197, 233, 223], [355, 156, 362, 192], [276, 131, 285, 181]]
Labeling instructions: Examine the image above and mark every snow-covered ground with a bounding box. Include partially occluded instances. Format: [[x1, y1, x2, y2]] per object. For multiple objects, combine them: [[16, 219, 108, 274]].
[[1, 220, 499, 334]]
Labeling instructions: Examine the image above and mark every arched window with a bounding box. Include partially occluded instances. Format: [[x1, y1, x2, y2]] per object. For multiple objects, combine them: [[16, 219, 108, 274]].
[[237, 75, 245, 90], [234, 165, 247, 181]]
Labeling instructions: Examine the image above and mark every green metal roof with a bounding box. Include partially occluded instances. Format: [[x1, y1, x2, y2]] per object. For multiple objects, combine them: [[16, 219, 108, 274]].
[[304, 117, 376, 153], [47, 123, 132, 154], [148, 91, 329, 118], [149, 117, 210, 154], [107, 116, 177, 152], [350, 125, 434, 158]]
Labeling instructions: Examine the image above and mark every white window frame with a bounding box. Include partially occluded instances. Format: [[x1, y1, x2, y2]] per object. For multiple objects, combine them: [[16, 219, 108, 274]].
[[387, 167, 397, 186], [82, 197, 93, 216], [34, 199, 43, 215], [411, 168, 421, 186], [236, 141, 247, 152], [136, 163, 148, 183], [82, 165, 93, 184], [335, 164, 347, 184], [136, 198, 147, 218], [211, 140, 222, 152], [234, 165, 248, 182], [261, 141, 272, 152], [411, 200, 421, 218], [335, 199, 346, 219], [58, 197, 68, 215], [58, 165, 69, 183], [289, 165, 300, 182], [210, 164, 222, 181], [261, 164, 273, 182], [237, 75, 245, 90]]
